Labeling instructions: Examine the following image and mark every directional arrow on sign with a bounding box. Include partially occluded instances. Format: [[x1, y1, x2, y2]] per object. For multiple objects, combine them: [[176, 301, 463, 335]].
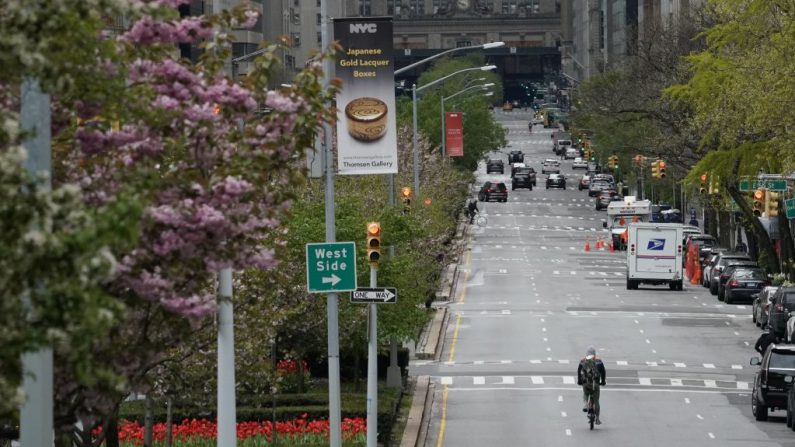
[[351, 287, 397, 304], [322, 274, 341, 286]]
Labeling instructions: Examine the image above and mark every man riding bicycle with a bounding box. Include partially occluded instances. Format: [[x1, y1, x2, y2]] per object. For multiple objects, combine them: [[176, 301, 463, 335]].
[[577, 346, 606, 425], [467, 199, 479, 224]]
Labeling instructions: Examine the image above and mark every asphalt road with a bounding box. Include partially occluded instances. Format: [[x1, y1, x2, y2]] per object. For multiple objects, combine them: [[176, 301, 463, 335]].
[[411, 109, 795, 446]]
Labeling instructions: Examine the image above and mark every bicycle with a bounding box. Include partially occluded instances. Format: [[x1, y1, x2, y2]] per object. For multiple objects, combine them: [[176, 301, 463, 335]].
[[476, 215, 487, 227], [586, 394, 596, 430]]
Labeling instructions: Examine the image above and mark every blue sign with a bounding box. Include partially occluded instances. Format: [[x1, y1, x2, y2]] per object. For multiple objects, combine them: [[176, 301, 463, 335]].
[[647, 239, 666, 250]]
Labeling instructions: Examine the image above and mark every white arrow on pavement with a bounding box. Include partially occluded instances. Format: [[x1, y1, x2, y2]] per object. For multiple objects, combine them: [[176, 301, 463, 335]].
[[322, 274, 341, 286]]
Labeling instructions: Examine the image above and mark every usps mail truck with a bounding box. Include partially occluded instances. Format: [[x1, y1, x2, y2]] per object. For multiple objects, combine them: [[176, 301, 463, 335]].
[[626, 222, 684, 290]]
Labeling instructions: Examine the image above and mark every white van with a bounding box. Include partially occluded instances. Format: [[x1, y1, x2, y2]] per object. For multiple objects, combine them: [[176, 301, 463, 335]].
[[626, 223, 684, 290]]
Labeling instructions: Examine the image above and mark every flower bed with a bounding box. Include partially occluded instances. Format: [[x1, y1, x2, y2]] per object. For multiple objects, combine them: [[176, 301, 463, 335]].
[[106, 415, 365, 446]]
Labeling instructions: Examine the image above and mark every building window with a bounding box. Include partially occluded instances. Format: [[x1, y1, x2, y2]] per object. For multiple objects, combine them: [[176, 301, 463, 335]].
[[232, 42, 259, 59], [293, 0, 299, 6], [317, 31, 322, 45], [456, 40, 472, 47], [432, 0, 446, 14], [502, 0, 518, 14], [291, 32, 301, 48], [285, 54, 295, 70], [409, 0, 424, 15], [359, 0, 372, 16], [387, 0, 395, 15], [291, 8, 300, 25], [317, 13, 322, 25], [317, 0, 321, 6], [477, 0, 494, 12]]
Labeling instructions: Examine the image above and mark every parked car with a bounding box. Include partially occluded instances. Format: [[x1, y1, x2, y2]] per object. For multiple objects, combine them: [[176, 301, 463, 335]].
[[717, 262, 760, 301], [592, 173, 615, 183], [578, 174, 591, 191], [572, 157, 588, 169], [723, 268, 768, 304], [768, 287, 795, 339], [546, 173, 566, 189], [541, 159, 560, 174], [595, 190, 621, 210], [564, 147, 579, 160], [588, 180, 614, 197], [754, 286, 780, 328], [512, 168, 535, 190], [508, 150, 524, 164], [752, 344, 795, 421], [701, 249, 726, 287], [486, 159, 504, 174], [709, 252, 751, 295]]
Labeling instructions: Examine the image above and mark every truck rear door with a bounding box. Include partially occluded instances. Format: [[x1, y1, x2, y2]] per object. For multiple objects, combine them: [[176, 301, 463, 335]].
[[635, 227, 679, 274]]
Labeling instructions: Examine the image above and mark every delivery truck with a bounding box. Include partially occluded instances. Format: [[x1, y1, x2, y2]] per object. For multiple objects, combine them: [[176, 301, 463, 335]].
[[604, 197, 652, 250], [626, 222, 684, 291]]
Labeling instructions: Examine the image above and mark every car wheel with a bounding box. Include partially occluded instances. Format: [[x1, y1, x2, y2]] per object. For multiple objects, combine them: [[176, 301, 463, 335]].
[[512, 185, 516, 191], [717, 288, 725, 301], [710, 282, 718, 295], [752, 305, 758, 324], [753, 392, 769, 421], [787, 403, 793, 428], [546, 186, 549, 189], [725, 291, 733, 305]]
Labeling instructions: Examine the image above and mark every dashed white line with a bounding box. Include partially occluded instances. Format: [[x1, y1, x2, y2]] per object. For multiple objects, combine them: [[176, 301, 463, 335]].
[[675, 363, 687, 368], [501, 360, 513, 364], [531, 376, 544, 384], [685, 398, 691, 404], [558, 395, 563, 402], [616, 360, 628, 366], [502, 376, 515, 385], [708, 433, 715, 439], [639, 378, 652, 386], [473, 376, 485, 385], [704, 380, 717, 388], [704, 363, 715, 369], [441, 377, 453, 385], [671, 379, 683, 387], [565, 429, 572, 436], [563, 376, 575, 385], [561, 411, 567, 417]]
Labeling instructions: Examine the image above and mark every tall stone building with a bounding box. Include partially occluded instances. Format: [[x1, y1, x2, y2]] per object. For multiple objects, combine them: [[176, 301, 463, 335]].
[[262, 0, 565, 101]]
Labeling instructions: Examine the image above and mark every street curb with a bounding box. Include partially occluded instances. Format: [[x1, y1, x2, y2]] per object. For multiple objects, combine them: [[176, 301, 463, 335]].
[[399, 375, 431, 447], [416, 306, 447, 360]]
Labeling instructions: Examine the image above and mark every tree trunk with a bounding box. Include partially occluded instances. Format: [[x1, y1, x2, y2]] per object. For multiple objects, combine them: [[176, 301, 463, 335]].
[[718, 211, 731, 248], [144, 395, 154, 447], [297, 357, 305, 394], [165, 398, 173, 447], [706, 207, 718, 239], [726, 184, 780, 273], [746, 226, 759, 261], [105, 410, 119, 447]]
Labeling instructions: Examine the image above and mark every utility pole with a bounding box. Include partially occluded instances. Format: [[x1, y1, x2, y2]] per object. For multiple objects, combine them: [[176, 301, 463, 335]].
[[19, 78, 54, 447], [366, 266, 378, 447], [321, 1, 342, 445]]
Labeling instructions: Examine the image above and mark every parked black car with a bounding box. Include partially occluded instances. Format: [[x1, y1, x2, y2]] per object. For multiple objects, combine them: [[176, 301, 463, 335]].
[[511, 169, 535, 190], [545, 173, 566, 189], [752, 344, 795, 421], [478, 181, 508, 202], [709, 253, 751, 295], [723, 268, 769, 304], [486, 159, 504, 174], [716, 262, 760, 300], [508, 150, 524, 164], [768, 287, 795, 339]]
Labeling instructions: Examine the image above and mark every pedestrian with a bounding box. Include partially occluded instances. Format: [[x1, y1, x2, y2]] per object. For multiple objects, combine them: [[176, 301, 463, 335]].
[[467, 199, 479, 224], [735, 241, 748, 253], [755, 328, 778, 355], [689, 218, 699, 227]]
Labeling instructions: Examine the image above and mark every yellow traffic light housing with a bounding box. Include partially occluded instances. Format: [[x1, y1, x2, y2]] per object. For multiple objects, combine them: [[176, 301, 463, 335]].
[[651, 160, 660, 179], [699, 174, 708, 194], [767, 191, 781, 218], [366, 222, 382, 267], [401, 187, 412, 214], [753, 188, 766, 217], [658, 161, 667, 179]]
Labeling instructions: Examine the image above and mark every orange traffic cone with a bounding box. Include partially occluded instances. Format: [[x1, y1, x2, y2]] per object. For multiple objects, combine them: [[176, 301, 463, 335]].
[[584, 240, 591, 252], [609, 241, 615, 253], [691, 262, 701, 285], [599, 238, 606, 250]]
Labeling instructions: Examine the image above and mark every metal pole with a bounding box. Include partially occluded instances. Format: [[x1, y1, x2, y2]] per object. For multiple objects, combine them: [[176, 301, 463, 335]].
[[366, 267, 378, 447], [440, 95, 445, 157], [19, 77, 54, 447], [321, 2, 342, 445], [412, 84, 420, 198], [217, 268, 235, 447]]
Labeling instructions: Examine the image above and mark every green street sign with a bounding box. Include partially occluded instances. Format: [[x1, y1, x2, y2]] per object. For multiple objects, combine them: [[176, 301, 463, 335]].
[[739, 179, 788, 192], [786, 198, 795, 219], [305, 242, 357, 293]]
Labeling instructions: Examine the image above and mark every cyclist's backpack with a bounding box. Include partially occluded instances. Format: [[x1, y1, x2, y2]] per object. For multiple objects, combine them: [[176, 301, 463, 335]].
[[581, 358, 600, 387]]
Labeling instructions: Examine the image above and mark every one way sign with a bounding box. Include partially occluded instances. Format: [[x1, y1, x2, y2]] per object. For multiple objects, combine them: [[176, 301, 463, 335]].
[[351, 287, 397, 304]]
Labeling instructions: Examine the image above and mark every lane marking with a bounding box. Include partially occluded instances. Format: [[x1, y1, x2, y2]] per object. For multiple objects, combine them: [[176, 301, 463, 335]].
[[737, 381, 748, 389], [704, 363, 715, 369], [441, 376, 453, 385], [531, 376, 544, 384], [671, 379, 683, 387], [685, 398, 691, 404], [639, 378, 652, 386], [436, 385, 449, 447], [502, 376, 515, 385], [708, 433, 715, 439], [675, 363, 686, 368], [558, 395, 564, 402], [474, 376, 485, 385], [696, 414, 704, 420], [704, 380, 717, 388], [563, 376, 575, 385], [565, 429, 572, 436]]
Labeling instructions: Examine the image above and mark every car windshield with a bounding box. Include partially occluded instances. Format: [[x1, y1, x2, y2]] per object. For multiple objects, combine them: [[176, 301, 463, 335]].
[[770, 351, 795, 369], [492, 183, 507, 191], [733, 270, 766, 280]]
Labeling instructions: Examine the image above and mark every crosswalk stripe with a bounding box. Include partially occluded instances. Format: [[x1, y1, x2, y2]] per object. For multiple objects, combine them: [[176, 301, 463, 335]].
[[616, 360, 628, 366], [441, 376, 453, 385], [531, 376, 544, 384], [704, 363, 716, 369], [639, 378, 652, 386], [705, 380, 717, 388], [474, 376, 485, 385], [671, 379, 683, 386], [562, 376, 575, 384], [674, 363, 686, 368], [502, 376, 515, 384], [737, 381, 749, 389]]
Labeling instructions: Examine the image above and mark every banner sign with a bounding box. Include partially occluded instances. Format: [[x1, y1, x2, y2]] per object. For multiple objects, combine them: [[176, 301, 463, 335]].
[[445, 112, 464, 157], [333, 17, 398, 175]]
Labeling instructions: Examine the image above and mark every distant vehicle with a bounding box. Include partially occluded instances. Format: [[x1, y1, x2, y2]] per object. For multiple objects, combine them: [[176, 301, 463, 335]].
[[564, 147, 579, 160], [595, 190, 622, 211], [486, 159, 504, 174], [572, 157, 588, 169], [588, 180, 615, 197], [512, 167, 536, 187], [702, 250, 727, 287], [753, 286, 779, 328], [709, 253, 751, 295], [751, 344, 795, 421], [478, 181, 508, 202], [512, 169, 535, 191], [545, 173, 566, 189], [604, 197, 652, 251], [723, 268, 769, 304], [541, 159, 561, 174], [578, 174, 591, 191], [717, 263, 761, 301], [508, 150, 524, 163], [625, 222, 684, 290], [767, 286, 795, 339]]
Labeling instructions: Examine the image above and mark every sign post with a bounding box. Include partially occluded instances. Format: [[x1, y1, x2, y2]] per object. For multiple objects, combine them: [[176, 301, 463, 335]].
[[306, 242, 358, 293]]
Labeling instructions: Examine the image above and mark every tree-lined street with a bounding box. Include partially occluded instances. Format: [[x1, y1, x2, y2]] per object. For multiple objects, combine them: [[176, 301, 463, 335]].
[[415, 109, 795, 446]]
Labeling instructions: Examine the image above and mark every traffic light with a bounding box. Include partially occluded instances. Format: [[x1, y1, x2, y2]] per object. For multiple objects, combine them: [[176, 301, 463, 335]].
[[767, 191, 781, 218], [366, 222, 381, 267], [610, 155, 619, 171], [699, 174, 708, 194], [658, 160, 667, 179], [651, 160, 660, 179], [753, 188, 766, 217], [401, 187, 412, 214]]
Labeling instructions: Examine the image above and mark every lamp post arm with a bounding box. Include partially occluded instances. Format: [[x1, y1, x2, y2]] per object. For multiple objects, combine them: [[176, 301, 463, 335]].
[[395, 41, 503, 75], [443, 83, 492, 102], [417, 67, 484, 94]]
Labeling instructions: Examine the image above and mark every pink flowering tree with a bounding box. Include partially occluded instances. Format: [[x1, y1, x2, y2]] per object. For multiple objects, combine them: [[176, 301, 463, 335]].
[[1, 0, 336, 439]]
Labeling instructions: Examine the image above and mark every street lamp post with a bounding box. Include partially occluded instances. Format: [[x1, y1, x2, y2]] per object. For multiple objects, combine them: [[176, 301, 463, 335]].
[[411, 65, 497, 196], [440, 83, 494, 155]]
